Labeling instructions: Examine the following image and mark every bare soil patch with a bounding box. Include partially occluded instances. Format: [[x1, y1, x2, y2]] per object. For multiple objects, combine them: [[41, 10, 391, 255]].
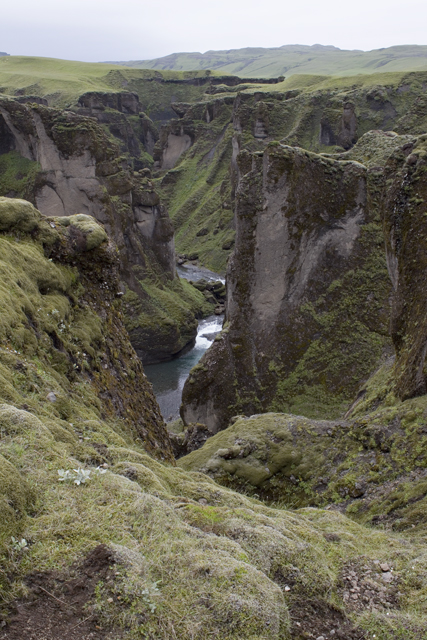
[[0, 544, 122, 640]]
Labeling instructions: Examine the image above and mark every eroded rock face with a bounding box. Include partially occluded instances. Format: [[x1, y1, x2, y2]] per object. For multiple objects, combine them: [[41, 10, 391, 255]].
[[156, 79, 427, 275], [154, 117, 195, 171], [0, 197, 173, 461], [0, 97, 202, 362], [382, 135, 427, 400], [320, 102, 357, 149], [181, 141, 393, 432], [78, 91, 142, 114], [76, 91, 159, 163]]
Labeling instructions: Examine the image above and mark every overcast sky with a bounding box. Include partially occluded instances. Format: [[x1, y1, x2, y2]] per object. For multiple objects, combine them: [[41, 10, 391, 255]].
[[1, 0, 426, 62]]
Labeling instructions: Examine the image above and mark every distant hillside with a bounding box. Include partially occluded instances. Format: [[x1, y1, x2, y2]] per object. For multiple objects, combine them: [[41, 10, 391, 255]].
[[109, 43, 427, 78], [0, 56, 215, 111]]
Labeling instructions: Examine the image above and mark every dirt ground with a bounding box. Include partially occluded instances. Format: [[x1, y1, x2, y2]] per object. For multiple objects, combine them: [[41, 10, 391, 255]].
[[0, 545, 122, 640]]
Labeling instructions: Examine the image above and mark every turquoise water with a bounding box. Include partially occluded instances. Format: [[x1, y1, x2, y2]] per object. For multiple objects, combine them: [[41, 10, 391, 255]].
[[144, 315, 223, 422]]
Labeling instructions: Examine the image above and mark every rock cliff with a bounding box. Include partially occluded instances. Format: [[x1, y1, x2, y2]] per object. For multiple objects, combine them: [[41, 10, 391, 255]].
[[381, 135, 427, 400], [0, 97, 207, 363], [75, 90, 159, 165], [152, 73, 427, 272], [181, 133, 412, 431], [0, 196, 173, 460]]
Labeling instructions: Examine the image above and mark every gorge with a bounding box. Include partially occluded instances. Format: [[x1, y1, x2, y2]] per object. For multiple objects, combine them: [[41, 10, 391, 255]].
[[1, 53, 427, 639]]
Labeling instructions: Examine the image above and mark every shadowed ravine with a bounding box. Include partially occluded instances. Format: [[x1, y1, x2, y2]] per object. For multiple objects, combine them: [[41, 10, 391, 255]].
[[144, 314, 224, 421]]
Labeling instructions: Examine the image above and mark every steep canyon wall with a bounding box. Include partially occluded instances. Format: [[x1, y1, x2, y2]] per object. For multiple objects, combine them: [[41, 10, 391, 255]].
[[0, 97, 207, 363], [181, 130, 427, 432]]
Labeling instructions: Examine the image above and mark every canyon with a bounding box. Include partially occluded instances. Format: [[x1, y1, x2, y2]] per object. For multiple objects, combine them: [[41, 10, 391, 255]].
[[1, 55, 427, 639]]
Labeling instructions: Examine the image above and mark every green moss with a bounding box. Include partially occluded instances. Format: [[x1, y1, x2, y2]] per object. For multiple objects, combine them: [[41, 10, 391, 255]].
[[0, 196, 42, 232], [179, 392, 427, 527], [3, 386, 427, 638], [158, 105, 235, 274], [0, 198, 172, 462], [0, 450, 33, 538], [56, 214, 108, 250], [0, 152, 40, 201]]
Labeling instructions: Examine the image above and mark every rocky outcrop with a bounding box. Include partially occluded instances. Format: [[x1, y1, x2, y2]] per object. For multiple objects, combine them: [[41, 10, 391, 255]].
[[0, 196, 173, 460], [75, 91, 159, 164], [0, 97, 205, 362], [77, 91, 142, 114], [181, 137, 401, 432], [320, 101, 357, 149], [156, 77, 427, 274], [382, 135, 427, 400], [179, 393, 427, 528]]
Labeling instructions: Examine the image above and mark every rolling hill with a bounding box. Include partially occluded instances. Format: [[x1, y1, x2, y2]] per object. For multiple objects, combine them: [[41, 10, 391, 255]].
[[109, 43, 427, 78]]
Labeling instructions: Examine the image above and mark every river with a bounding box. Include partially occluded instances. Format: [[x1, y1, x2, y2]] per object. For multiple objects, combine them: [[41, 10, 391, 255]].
[[144, 314, 224, 422], [177, 263, 225, 284], [145, 264, 225, 421]]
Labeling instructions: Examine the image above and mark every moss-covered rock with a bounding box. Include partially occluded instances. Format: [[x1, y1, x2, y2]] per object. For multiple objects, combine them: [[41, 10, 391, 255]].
[[0, 98, 206, 362], [0, 197, 41, 233], [2, 398, 427, 638], [0, 197, 173, 461], [381, 135, 427, 400], [55, 213, 108, 251], [178, 386, 427, 510], [181, 138, 397, 432]]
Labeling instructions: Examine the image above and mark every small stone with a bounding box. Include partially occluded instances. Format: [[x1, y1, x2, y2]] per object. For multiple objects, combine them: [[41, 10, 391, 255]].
[[198, 498, 208, 505], [107, 597, 113, 603], [46, 392, 57, 402], [382, 572, 393, 583], [380, 563, 390, 572], [284, 585, 290, 591], [316, 636, 325, 640]]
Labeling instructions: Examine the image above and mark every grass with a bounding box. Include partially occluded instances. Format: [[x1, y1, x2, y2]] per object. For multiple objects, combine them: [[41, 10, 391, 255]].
[[0, 56, 214, 115], [0, 198, 427, 637]]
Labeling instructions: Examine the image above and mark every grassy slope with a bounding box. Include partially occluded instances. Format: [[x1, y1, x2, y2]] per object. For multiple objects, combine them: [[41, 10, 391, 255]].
[[1, 200, 427, 639], [0, 56, 212, 113], [0, 56, 122, 106], [1, 54, 422, 114], [180, 364, 427, 528], [113, 44, 427, 78]]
